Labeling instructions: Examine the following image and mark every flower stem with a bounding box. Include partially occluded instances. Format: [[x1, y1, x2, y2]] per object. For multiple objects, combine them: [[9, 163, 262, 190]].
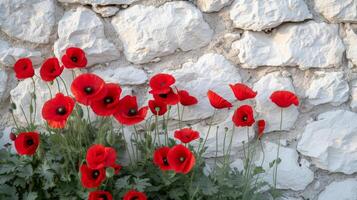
[[121, 125, 132, 165], [58, 76, 70, 96], [155, 115, 160, 146], [176, 104, 181, 129], [31, 78, 37, 125], [273, 108, 283, 188], [20, 105, 30, 127], [45, 82, 53, 98], [55, 78, 61, 93], [214, 126, 219, 169], [198, 109, 216, 158]]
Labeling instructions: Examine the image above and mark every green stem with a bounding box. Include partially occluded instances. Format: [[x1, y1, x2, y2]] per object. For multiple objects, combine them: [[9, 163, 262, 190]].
[[155, 115, 161, 146], [133, 125, 140, 160], [55, 78, 61, 93], [20, 105, 30, 126], [10, 111, 20, 130], [165, 106, 171, 146], [45, 82, 53, 98], [198, 109, 216, 158], [121, 125, 132, 165], [31, 78, 37, 125], [177, 104, 181, 129], [214, 126, 219, 169], [273, 108, 283, 188], [58, 76, 70, 96]]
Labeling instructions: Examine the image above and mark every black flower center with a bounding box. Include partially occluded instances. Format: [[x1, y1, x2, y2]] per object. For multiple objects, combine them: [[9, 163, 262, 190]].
[[99, 194, 108, 200], [26, 139, 34, 146], [130, 197, 139, 200], [50, 67, 56, 73], [84, 87, 93, 94], [128, 108, 137, 116], [71, 56, 78, 63], [163, 157, 169, 166], [56, 107, 67, 115], [104, 97, 113, 104], [159, 93, 168, 98], [242, 116, 248, 121], [179, 157, 185, 163], [92, 170, 100, 179]]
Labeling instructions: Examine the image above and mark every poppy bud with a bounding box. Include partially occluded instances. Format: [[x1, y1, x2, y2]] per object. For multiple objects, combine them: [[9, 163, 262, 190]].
[[11, 103, 17, 110], [9, 133, 16, 141]]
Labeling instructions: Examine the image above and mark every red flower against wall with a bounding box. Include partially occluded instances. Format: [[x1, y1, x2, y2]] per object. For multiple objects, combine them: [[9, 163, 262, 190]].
[[40, 57, 64, 82], [71, 73, 106, 106], [14, 58, 34, 80], [14, 132, 40, 156], [42, 93, 75, 129], [153, 146, 172, 171], [90, 83, 121, 116], [80, 163, 106, 189], [270, 91, 299, 108], [153, 87, 180, 105], [114, 95, 148, 126], [232, 105, 255, 127], [148, 99, 168, 116], [61, 47, 87, 69], [167, 144, 195, 174], [229, 83, 257, 101], [257, 120, 266, 139], [149, 73, 175, 94], [207, 90, 232, 109], [174, 128, 199, 144], [178, 90, 198, 106]]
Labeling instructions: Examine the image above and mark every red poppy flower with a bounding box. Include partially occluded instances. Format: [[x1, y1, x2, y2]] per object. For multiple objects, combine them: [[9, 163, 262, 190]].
[[90, 83, 122, 116], [61, 47, 87, 69], [80, 163, 106, 189], [14, 132, 40, 156], [86, 144, 117, 170], [149, 73, 175, 94], [178, 90, 198, 106], [153, 146, 172, 171], [153, 87, 180, 105], [207, 90, 232, 109], [174, 128, 200, 144], [257, 120, 265, 139], [148, 99, 167, 116], [270, 90, 299, 108], [123, 190, 147, 200], [39, 57, 64, 82], [232, 105, 255, 127], [111, 163, 122, 175], [14, 58, 34, 80], [42, 93, 75, 129], [167, 144, 195, 174], [114, 95, 148, 126], [229, 83, 257, 101], [89, 190, 113, 200], [71, 73, 107, 106]]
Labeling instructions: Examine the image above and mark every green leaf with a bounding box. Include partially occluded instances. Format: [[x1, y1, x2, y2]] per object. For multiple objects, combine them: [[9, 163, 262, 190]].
[[269, 160, 275, 168], [23, 192, 38, 200], [115, 176, 131, 190], [253, 166, 265, 175], [133, 177, 152, 192], [106, 167, 115, 178], [17, 164, 33, 179]]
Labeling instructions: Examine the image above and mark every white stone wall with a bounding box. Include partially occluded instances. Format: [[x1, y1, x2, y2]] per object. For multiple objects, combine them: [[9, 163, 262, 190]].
[[1, 0, 357, 199]]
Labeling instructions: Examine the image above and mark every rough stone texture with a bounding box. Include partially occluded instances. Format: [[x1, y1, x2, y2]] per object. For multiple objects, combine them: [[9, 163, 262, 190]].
[[54, 7, 120, 66], [314, 0, 357, 23], [0, 0, 56, 44], [317, 179, 357, 200], [305, 72, 349, 106], [0, 69, 8, 103], [92, 64, 148, 85], [58, 0, 138, 5], [229, 0, 312, 31], [256, 142, 314, 191], [344, 27, 357, 67], [232, 21, 345, 69], [350, 79, 357, 111], [0, 40, 43, 67], [297, 110, 357, 174], [253, 72, 299, 132], [167, 53, 241, 121], [92, 4, 120, 17], [111, 1, 213, 64], [197, 0, 232, 13]]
